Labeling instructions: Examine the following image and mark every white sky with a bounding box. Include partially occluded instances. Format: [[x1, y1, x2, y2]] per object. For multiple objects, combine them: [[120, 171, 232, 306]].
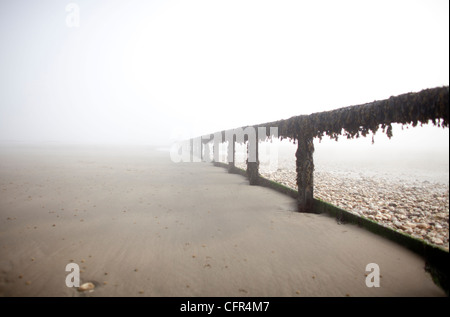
[[0, 0, 448, 145]]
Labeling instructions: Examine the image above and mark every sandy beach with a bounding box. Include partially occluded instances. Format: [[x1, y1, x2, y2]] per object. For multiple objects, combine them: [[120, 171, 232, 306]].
[[0, 144, 446, 297]]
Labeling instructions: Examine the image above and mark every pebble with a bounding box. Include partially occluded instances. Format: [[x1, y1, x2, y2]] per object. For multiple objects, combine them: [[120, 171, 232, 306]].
[[78, 282, 95, 292], [416, 223, 430, 229]]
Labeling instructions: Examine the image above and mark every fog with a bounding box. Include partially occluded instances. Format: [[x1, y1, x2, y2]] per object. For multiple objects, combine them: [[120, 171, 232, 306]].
[[0, 0, 449, 150]]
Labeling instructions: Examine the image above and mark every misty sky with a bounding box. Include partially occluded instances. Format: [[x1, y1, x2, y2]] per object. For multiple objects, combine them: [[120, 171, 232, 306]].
[[0, 0, 449, 146]]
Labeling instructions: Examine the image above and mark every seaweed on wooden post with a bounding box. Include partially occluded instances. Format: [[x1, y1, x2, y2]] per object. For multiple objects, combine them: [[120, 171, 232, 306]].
[[296, 129, 315, 213], [247, 128, 259, 185]]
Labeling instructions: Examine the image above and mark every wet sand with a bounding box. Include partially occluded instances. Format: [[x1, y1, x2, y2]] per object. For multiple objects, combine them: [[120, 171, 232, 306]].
[[0, 145, 445, 296]]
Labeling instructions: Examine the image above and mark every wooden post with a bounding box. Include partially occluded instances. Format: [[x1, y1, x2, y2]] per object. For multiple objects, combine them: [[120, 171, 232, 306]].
[[296, 133, 314, 212], [247, 129, 259, 185], [228, 134, 236, 173]]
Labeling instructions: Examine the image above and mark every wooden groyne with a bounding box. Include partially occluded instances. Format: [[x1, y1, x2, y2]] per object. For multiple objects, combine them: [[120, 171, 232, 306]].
[[194, 86, 448, 212], [189, 86, 449, 294]]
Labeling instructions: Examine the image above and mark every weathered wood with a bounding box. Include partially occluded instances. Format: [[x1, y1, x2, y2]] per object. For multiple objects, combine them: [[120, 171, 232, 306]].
[[296, 132, 315, 212], [254, 86, 448, 142]]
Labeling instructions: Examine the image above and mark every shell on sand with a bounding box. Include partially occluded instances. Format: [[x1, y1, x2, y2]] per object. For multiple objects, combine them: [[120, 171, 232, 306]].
[[78, 282, 95, 292]]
